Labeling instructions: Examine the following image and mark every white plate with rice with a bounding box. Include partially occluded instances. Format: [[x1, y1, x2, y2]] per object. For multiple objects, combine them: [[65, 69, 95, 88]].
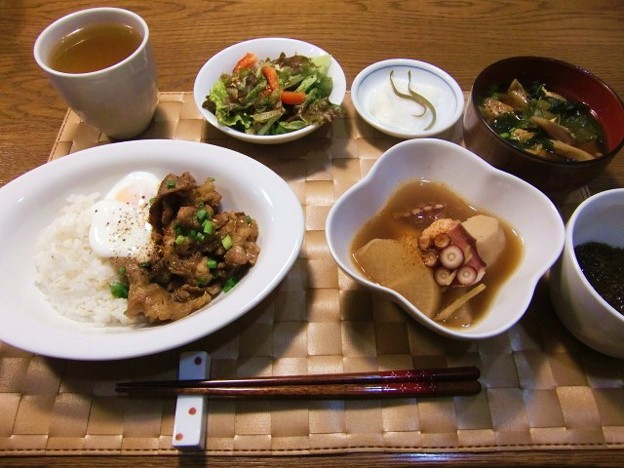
[[0, 139, 304, 360]]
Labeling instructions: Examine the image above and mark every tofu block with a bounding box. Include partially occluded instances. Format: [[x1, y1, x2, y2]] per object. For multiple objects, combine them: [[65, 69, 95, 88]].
[[462, 215, 506, 266]]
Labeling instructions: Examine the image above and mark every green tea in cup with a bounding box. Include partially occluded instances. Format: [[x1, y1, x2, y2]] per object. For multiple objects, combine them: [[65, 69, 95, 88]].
[[49, 22, 143, 74], [34, 8, 158, 140]]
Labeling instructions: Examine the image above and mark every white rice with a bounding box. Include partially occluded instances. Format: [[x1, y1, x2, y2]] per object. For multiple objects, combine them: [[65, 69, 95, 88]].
[[34, 193, 133, 326]]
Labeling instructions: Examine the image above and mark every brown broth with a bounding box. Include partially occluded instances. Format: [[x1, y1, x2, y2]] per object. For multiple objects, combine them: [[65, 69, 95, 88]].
[[351, 179, 524, 329], [49, 23, 143, 73]]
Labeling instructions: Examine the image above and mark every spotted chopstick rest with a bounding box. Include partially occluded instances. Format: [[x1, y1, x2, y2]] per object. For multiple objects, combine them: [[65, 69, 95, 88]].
[[172, 351, 210, 449]]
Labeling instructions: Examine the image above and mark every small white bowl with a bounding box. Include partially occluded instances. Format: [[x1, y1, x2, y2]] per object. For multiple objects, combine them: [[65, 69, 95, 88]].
[[326, 138, 564, 340], [549, 189, 624, 358], [351, 59, 464, 140], [193, 37, 346, 145]]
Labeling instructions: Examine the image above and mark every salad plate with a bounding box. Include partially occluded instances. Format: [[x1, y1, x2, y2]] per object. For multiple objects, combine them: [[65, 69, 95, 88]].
[[0, 140, 304, 360], [193, 37, 346, 144]]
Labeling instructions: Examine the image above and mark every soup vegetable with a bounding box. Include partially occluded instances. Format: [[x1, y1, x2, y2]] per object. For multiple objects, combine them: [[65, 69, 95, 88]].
[[203, 52, 343, 135], [351, 180, 522, 329], [479, 79, 606, 162]]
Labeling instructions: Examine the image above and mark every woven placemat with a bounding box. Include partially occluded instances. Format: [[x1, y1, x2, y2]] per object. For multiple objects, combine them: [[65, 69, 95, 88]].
[[1, 93, 623, 457]]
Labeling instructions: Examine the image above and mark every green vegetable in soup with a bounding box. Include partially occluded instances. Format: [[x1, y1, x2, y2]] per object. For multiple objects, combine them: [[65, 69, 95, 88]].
[[478, 79, 606, 162]]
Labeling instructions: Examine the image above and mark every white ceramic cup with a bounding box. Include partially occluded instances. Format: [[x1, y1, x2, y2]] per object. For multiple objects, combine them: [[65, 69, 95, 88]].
[[34, 8, 158, 140], [549, 188, 624, 358]]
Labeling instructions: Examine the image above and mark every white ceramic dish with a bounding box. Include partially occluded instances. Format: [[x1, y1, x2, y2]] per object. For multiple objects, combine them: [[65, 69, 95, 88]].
[[0, 140, 304, 360], [549, 189, 624, 358], [326, 138, 564, 340], [193, 37, 346, 144], [351, 59, 464, 140]]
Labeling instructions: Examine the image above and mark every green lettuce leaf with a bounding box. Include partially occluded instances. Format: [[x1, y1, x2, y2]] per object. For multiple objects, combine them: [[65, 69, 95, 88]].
[[203, 53, 342, 136]]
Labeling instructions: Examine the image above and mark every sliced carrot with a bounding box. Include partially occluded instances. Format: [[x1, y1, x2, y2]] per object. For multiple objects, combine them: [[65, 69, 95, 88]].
[[280, 90, 306, 105], [232, 52, 258, 73], [261, 65, 280, 91]]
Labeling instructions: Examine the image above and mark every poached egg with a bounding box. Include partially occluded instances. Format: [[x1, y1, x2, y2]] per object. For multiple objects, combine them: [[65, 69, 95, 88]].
[[89, 171, 161, 260]]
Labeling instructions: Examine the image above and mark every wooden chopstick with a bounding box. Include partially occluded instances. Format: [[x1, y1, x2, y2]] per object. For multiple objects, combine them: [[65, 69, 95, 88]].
[[116, 380, 481, 398], [116, 366, 479, 389], [116, 366, 481, 399]]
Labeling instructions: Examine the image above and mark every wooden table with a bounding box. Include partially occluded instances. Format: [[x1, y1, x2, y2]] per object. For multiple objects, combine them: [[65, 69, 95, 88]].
[[1, 1, 623, 466]]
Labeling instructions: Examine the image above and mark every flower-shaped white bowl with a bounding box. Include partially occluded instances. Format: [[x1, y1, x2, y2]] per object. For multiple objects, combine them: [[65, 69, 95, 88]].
[[549, 188, 624, 358], [0, 140, 304, 360], [193, 37, 346, 144], [351, 59, 464, 140], [326, 138, 565, 340]]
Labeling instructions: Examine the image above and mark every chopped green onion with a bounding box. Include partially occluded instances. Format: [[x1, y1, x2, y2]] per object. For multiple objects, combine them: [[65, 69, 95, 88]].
[[139, 261, 152, 270], [117, 266, 126, 275], [221, 234, 233, 250], [202, 219, 214, 234], [223, 276, 238, 292], [166, 180, 176, 189], [206, 258, 217, 269], [110, 281, 129, 299], [175, 234, 186, 245], [245, 215, 253, 224], [189, 230, 205, 242], [197, 278, 209, 287], [196, 208, 208, 222]]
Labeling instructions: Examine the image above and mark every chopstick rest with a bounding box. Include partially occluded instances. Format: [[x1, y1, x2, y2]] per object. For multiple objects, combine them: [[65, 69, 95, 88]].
[[172, 351, 210, 450]]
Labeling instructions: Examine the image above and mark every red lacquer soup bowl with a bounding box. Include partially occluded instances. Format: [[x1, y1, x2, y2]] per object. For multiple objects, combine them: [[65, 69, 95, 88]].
[[463, 56, 624, 197]]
